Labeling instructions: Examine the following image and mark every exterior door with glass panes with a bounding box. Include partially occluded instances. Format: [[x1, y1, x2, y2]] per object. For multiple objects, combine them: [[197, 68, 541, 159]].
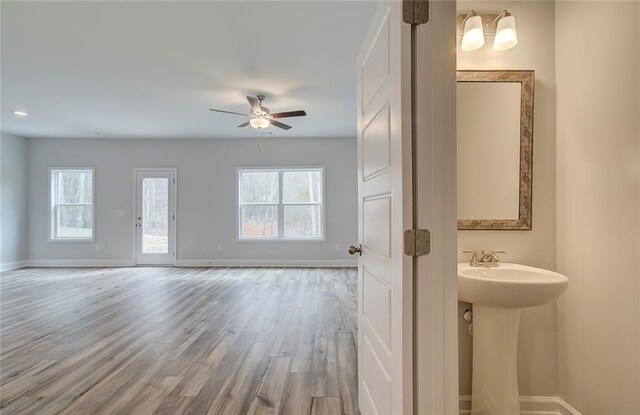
[[135, 169, 176, 265]]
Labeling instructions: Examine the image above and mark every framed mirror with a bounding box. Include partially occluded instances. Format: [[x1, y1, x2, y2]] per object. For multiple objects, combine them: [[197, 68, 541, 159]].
[[457, 70, 534, 230]]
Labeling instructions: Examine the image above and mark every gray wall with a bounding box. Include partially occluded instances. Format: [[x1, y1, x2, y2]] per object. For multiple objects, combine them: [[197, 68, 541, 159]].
[[27, 137, 357, 265], [1, 132, 29, 269]]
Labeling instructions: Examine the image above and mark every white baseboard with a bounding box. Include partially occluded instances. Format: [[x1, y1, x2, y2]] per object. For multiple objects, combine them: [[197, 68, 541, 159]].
[[9, 259, 357, 269], [460, 395, 582, 415], [25, 259, 135, 267], [0, 260, 28, 272], [176, 259, 358, 268]]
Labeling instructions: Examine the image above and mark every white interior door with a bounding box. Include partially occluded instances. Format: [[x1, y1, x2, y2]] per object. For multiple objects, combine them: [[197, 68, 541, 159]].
[[355, 3, 413, 414], [135, 169, 176, 265]]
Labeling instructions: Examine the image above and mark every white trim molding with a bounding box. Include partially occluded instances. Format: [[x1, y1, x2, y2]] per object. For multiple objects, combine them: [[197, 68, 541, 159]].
[[459, 395, 582, 415], [4, 259, 357, 269], [26, 259, 135, 268], [176, 259, 357, 268], [0, 260, 29, 272]]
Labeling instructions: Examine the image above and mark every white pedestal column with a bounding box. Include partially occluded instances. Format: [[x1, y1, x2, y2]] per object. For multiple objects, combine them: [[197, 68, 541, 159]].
[[471, 305, 522, 415]]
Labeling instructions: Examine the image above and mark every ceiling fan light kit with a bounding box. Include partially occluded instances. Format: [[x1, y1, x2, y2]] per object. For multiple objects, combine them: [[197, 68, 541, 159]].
[[250, 117, 270, 129], [209, 95, 307, 131]]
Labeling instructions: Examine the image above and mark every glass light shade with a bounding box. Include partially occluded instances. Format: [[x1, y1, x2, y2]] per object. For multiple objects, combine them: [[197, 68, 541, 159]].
[[250, 117, 270, 129], [461, 15, 485, 52], [493, 15, 518, 51]]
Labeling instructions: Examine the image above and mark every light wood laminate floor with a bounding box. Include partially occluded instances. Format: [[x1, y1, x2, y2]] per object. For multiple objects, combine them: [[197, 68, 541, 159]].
[[0, 267, 359, 415]]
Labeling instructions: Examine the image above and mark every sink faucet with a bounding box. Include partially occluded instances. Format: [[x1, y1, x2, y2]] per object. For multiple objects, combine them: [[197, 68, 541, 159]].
[[463, 250, 506, 267], [463, 250, 482, 266]]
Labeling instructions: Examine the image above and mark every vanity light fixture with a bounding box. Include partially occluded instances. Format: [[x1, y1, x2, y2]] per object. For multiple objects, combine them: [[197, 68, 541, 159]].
[[458, 10, 519, 52], [461, 11, 485, 52], [493, 11, 518, 51], [13, 110, 28, 117]]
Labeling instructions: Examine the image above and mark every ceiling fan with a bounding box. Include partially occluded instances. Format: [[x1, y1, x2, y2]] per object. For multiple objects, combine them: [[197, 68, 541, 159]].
[[209, 95, 307, 130]]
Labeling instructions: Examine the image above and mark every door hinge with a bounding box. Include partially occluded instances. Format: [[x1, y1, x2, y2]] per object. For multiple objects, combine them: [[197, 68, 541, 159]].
[[173, 178, 175, 184], [403, 0, 429, 25], [404, 229, 431, 256]]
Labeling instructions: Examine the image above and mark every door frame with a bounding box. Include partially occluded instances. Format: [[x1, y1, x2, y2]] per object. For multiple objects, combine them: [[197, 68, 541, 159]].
[[411, 0, 458, 412], [131, 167, 178, 266]]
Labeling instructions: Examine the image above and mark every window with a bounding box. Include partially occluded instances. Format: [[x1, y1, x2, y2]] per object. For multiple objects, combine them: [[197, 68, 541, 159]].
[[49, 168, 95, 241], [238, 167, 324, 240]]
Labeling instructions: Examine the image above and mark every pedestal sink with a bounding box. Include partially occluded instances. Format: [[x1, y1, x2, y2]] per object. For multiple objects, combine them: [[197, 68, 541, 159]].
[[458, 263, 569, 415]]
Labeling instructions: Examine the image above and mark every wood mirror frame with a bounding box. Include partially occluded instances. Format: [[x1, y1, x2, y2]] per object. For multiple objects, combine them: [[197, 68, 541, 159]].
[[457, 70, 535, 230]]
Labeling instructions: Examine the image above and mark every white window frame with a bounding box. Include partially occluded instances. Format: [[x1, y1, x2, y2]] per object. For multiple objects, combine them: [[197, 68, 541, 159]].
[[237, 167, 326, 242], [48, 167, 96, 242]]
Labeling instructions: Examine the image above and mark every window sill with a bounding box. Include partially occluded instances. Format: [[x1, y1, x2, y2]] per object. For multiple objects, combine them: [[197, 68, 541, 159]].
[[237, 237, 326, 243], [48, 238, 95, 243]]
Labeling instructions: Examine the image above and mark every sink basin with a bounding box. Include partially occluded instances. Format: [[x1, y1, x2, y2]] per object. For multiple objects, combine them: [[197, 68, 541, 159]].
[[458, 262, 569, 308], [458, 263, 569, 415]]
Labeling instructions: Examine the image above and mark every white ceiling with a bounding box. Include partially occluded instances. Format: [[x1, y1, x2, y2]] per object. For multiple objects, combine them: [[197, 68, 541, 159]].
[[1, 1, 375, 139]]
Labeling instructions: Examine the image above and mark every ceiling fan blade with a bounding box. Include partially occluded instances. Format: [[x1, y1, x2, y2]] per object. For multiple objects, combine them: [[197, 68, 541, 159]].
[[237, 121, 250, 128], [209, 108, 248, 117], [270, 110, 307, 119], [247, 96, 261, 113], [270, 120, 292, 130]]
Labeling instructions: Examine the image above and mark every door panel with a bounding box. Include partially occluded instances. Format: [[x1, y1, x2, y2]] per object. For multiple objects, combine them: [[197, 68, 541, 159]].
[[363, 334, 392, 413], [357, 3, 412, 414], [362, 15, 390, 111], [363, 105, 391, 180], [135, 169, 176, 265], [362, 267, 392, 348], [362, 196, 391, 258]]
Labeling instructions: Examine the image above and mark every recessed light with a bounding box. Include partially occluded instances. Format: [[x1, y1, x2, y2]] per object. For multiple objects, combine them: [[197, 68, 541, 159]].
[[13, 110, 28, 117]]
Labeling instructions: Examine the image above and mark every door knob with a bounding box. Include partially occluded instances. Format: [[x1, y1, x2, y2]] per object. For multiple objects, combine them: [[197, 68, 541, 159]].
[[348, 244, 362, 256]]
